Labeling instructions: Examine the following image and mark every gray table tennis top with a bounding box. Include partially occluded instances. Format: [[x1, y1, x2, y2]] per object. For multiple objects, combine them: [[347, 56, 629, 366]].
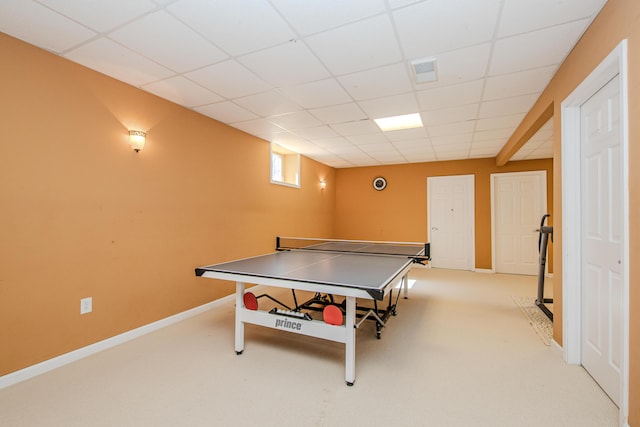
[[195, 242, 425, 300]]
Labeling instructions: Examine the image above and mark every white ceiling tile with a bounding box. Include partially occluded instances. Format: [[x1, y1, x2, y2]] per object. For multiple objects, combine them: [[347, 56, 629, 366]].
[[414, 43, 491, 89], [338, 63, 413, 101], [472, 139, 510, 150], [358, 143, 400, 153], [142, 76, 224, 107], [469, 146, 500, 157], [347, 133, 389, 146], [393, 138, 431, 149], [478, 94, 539, 119], [388, 0, 423, 9], [434, 143, 471, 154], [309, 103, 367, 124], [0, 1, 96, 53], [305, 15, 401, 75], [38, 0, 156, 33], [484, 66, 556, 100], [514, 145, 536, 156], [2, 0, 605, 168], [393, 138, 433, 153], [472, 139, 505, 151], [233, 118, 285, 136], [238, 41, 329, 87], [349, 158, 381, 167], [268, 111, 322, 130], [427, 120, 477, 137], [185, 61, 271, 99], [397, 147, 434, 157], [234, 90, 301, 117], [309, 151, 348, 162], [369, 152, 406, 163], [329, 143, 368, 155], [422, 104, 479, 127], [417, 80, 484, 111], [499, 0, 606, 37], [109, 10, 227, 73], [169, 0, 295, 56], [280, 79, 352, 109], [524, 139, 546, 151], [476, 113, 525, 131], [529, 133, 553, 146], [406, 154, 439, 164], [271, 0, 386, 36], [358, 93, 419, 118], [472, 128, 513, 142], [331, 120, 380, 137], [384, 127, 428, 142], [435, 151, 471, 161], [65, 38, 174, 86], [322, 159, 355, 168], [195, 101, 258, 124], [297, 144, 333, 158], [393, 0, 501, 57], [292, 126, 340, 140], [532, 145, 554, 157], [271, 132, 316, 152], [313, 137, 352, 150], [490, 19, 591, 75], [431, 134, 473, 146]]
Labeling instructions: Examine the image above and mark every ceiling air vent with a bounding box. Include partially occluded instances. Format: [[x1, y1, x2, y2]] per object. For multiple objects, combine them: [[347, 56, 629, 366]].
[[410, 57, 438, 84]]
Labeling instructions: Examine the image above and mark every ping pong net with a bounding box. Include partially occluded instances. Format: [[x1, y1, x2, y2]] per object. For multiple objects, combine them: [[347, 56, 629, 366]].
[[276, 237, 430, 263]]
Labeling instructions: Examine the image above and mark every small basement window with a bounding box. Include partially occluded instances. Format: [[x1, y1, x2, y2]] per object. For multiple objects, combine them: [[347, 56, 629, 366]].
[[270, 143, 300, 188]]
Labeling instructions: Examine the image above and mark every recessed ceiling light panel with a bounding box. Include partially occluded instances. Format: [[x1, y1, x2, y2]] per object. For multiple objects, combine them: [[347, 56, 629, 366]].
[[374, 113, 423, 132]]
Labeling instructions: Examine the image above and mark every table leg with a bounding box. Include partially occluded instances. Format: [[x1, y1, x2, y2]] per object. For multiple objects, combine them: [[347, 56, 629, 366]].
[[235, 282, 245, 355], [345, 296, 356, 386], [403, 274, 409, 299]]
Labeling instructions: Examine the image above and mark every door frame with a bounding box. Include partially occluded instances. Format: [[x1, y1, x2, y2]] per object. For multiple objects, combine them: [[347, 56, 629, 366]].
[[427, 174, 475, 270], [561, 40, 629, 424], [490, 170, 548, 274]]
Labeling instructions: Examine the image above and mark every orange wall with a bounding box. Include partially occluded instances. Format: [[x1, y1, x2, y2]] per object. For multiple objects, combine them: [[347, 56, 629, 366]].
[[496, 0, 639, 423], [0, 33, 335, 376], [335, 158, 553, 270]]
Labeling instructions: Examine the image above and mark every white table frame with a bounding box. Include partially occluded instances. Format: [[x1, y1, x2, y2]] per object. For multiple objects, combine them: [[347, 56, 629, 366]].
[[199, 263, 413, 386]]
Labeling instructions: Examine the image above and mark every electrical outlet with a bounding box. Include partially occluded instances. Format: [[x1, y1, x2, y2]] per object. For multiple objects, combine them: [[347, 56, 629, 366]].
[[80, 297, 92, 314]]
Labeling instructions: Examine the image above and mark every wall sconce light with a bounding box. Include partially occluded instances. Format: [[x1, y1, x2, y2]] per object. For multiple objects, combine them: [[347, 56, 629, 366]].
[[128, 130, 146, 152], [320, 179, 327, 190]]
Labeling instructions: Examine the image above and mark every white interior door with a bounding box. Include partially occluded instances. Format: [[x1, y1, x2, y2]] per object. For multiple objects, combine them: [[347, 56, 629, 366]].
[[427, 175, 474, 270], [492, 172, 546, 275], [580, 75, 622, 406], [561, 41, 628, 422]]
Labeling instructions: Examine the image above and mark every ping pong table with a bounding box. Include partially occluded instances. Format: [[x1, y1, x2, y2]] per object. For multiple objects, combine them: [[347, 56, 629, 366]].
[[195, 237, 429, 385]]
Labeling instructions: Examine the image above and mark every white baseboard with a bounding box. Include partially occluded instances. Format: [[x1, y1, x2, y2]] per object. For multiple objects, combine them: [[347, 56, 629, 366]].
[[0, 293, 235, 390], [473, 268, 494, 274]]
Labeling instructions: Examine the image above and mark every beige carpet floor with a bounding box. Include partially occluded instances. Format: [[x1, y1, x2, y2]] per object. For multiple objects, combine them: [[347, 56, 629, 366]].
[[0, 268, 618, 426]]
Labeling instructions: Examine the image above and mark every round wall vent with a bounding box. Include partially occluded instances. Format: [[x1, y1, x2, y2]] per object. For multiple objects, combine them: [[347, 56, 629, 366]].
[[372, 177, 387, 191]]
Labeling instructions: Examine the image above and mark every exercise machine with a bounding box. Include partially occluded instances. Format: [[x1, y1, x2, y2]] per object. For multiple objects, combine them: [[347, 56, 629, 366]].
[[536, 214, 553, 321]]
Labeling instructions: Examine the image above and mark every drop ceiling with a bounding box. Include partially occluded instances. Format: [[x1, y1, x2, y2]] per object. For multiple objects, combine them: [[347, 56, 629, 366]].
[[0, 0, 606, 167]]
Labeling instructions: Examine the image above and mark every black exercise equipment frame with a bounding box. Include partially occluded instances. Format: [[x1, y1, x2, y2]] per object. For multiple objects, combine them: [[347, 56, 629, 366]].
[[536, 214, 554, 321]]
